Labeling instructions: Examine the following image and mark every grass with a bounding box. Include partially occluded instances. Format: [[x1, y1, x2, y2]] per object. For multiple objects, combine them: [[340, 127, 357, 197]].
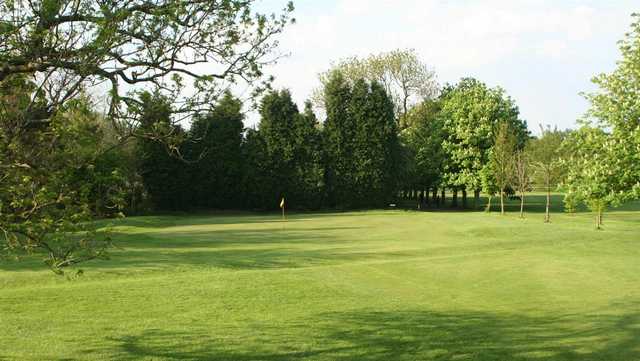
[[1, 194, 639, 360]]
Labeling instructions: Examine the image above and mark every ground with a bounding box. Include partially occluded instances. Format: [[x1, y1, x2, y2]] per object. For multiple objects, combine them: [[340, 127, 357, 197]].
[[1, 195, 639, 360]]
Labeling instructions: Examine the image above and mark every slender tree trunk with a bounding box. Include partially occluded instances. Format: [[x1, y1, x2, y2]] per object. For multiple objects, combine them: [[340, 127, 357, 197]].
[[598, 208, 604, 227], [432, 188, 438, 206], [462, 189, 467, 209], [452, 188, 458, 208], [519, 191, 525, 219], [474, 189, 480, 210], [545, 184, 551, 223], [500, 189, 505, 215], [485, 195, 492, 212], [441, 188, 446, 207]]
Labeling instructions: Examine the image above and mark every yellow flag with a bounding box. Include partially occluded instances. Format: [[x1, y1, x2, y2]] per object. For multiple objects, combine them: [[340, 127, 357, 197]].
[[280, 197, 285, 209]]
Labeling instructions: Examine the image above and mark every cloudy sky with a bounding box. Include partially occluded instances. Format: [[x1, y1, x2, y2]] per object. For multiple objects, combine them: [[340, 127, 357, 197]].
[[253, 0, 637, 131]]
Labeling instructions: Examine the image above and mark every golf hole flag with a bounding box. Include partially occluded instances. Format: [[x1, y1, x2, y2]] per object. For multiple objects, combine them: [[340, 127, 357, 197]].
[[280, 197, 285, 209]]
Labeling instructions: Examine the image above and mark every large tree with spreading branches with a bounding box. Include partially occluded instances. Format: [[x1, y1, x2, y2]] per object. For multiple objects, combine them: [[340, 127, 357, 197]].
[[0, 0, 294, 273]]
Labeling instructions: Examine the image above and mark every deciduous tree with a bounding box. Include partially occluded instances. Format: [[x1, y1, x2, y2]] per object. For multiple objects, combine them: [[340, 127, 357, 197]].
[[315, 49, 438, 125], [528, 125, 565, 223], [441, 78, 527, 209], [489, 122, 517, 215]]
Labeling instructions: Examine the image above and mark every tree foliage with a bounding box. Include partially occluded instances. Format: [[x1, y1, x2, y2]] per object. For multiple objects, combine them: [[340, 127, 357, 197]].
[[0, 82, 121, 273], [440, 78, 528, 202], [188, 92, 245, 209], [315, 49, 438, 124], [0, 0, 293, 272], [135, 92, 188, 211], [528, 126, 566, 222], [563, 126, 624, 229], [583, 13, 640, 201], [0, 0, 295, 125], [323, 73, 399, 208], [561, 13, 640, 228], [489, 121, 517, 215], [401, 99, 446, 196]]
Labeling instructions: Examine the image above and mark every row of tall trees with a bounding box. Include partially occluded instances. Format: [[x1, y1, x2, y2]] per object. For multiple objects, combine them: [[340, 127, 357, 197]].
[[137, 73, 399, 211]]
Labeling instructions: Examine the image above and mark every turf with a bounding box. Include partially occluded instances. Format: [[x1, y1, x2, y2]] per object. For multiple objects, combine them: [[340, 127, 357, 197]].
[[1, 195, 639, 360]]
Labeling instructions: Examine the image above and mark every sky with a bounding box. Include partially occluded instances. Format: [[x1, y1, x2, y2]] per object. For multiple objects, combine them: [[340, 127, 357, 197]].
[[252, 0, 637, 132]]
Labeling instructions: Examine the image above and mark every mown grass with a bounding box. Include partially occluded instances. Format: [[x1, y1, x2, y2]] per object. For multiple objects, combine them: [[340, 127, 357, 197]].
[[1, 194, 639, 360]]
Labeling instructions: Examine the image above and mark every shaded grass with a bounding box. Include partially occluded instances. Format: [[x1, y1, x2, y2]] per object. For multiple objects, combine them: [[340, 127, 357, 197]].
[[0, 195, 639, 360]]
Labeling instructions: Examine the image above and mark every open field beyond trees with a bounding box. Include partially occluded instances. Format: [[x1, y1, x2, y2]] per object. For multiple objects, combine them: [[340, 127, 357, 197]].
[[1, 195, 639, 361]]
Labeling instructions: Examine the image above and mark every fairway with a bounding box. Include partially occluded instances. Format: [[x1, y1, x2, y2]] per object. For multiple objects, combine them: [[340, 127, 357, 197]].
[[1, 198, 639, 360]]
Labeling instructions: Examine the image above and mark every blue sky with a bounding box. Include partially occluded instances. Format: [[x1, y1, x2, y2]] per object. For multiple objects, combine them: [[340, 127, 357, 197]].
[[254, 0, 637, 132]]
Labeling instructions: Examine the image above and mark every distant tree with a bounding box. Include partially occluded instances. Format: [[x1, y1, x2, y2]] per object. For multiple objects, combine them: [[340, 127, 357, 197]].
[[315, 49, 438, 124], [563, 126, 625, 229], [241, 128, 273, 210], [514, 150, 531, 218], [322, 72, 399, 208], [188, 92, 245, 209], [401, 99, 446, 205], [256, 90, 299, 207], [441, 78, 528, 209], [253, 90, 325, 210], [584, 13, 640, 202], [489, 122, 517, 215], [291, 102, 325, 209], [563, 191, 579, 216], [136, 92, 189, 211], [528, 125, 565, 223], [480, 166, 499, 212], [351, 80, 399, 206], [323, 71, 356, 208]]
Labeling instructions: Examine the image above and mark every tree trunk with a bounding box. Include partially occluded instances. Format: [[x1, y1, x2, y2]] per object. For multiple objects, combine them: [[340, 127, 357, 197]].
[[545, 185, 551, 223], [432, 188, 438, 206], [452, 188, 458, 208], [474, 189, 480, 210], [598, 208, 604, 227], [485, 195, 492, 212], [500, 189, 505, 215], [462, 189, 467, 209], [519, 191, 525, 219], [441, 188, 446, 207]]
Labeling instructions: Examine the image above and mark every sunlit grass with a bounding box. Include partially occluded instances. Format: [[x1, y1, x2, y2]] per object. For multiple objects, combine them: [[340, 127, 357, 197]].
[[1, 195, 639, 360]]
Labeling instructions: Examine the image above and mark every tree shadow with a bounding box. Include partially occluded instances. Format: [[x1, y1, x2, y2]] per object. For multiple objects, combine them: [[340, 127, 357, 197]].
[[93, 305, 640, 360], [0, 225, 368, 272]]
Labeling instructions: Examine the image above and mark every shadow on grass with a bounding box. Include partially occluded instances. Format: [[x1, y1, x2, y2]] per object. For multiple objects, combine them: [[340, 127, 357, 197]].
[[0, 210, 623, 273], [2, 221, 596, 273], [93, 307, 640, 361]]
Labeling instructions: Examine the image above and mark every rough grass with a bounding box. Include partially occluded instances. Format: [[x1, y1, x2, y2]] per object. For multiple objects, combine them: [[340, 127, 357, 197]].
[[1, 194, 639, 360]]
